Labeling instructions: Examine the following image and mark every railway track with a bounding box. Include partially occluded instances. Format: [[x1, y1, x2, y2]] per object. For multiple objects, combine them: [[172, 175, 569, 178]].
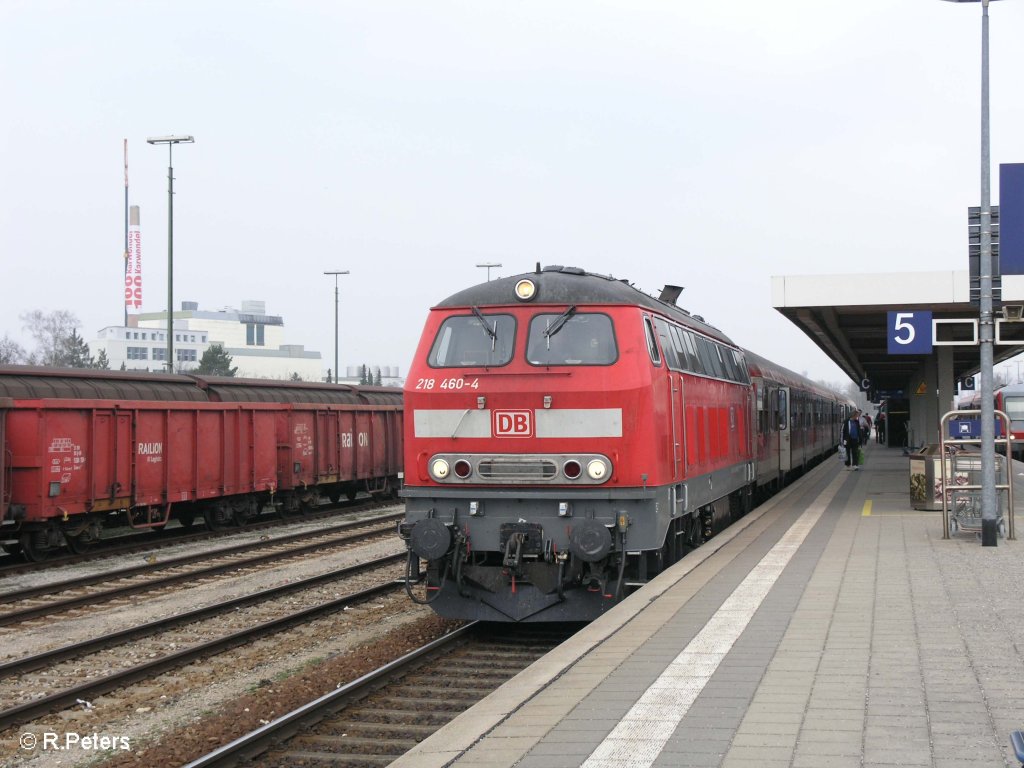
[[0, 498, 395, 577], [0, 554, 407, 730], [185, 622, 579, 767], [0, 512, 403, 626]]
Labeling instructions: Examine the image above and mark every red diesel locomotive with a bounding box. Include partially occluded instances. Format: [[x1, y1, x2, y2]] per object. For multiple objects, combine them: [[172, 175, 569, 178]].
[[399, 266, 850, 622], [0, 367, 403, 560]]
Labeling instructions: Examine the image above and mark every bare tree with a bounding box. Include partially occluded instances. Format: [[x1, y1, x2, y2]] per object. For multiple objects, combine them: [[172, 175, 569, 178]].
[[20, 310, 81, 366], [0, 334, 28, 364]]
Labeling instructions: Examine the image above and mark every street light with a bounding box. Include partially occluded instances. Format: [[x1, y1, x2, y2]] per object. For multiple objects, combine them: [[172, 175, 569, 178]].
[[146, 135, 194, 372], [324, 270, 350, 383], [941, 0, 1000, 545], [476, 262, 502, 281]]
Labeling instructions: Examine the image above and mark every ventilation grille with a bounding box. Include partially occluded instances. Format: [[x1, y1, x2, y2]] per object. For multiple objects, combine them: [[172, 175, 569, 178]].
[[477, 458, 558, 480]]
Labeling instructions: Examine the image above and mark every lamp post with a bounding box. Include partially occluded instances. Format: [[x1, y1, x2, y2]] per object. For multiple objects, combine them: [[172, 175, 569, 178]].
[[146, 135, 194, 372], [942, 0, 1000, 545], [324, 270, 349, 383], [476, 262, 502, 281]]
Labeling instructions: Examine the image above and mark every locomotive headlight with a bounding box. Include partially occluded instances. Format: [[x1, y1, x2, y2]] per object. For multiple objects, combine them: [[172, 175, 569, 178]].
[[430, 458, 450, 480], [587, 458, 610, 481], [514, 278, 537, 301]]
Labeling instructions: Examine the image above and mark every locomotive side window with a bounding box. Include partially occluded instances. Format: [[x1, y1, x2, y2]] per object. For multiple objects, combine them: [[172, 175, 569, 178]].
[[428, 313, 516, 368], [716, 344, 738, 381], [680, 331, 705, 375], [644, 317, 661, 365], [668, 326, 688, 367], [731, 350, 750, 384], [693, 336, 722, 379], [669, 326, 691, 371], [651, 317, 753, 385], [653, 318, 681, 370], [527, 312, 617, 366]]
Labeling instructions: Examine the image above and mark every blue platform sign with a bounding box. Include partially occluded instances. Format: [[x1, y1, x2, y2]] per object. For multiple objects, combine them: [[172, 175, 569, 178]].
[[1001, 163, 1024, 274], [888, 311, 932, 355]]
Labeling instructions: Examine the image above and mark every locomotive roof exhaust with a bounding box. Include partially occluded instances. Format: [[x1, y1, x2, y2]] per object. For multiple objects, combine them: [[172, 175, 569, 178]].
[[659, 285, 684, 306]]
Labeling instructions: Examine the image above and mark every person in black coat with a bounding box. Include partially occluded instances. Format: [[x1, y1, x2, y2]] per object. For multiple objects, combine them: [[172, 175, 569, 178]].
[[842, 410, 862, 470]]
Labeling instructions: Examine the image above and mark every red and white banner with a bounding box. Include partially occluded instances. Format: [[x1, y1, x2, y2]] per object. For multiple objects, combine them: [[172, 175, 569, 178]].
[[125, 206, 142, 310]]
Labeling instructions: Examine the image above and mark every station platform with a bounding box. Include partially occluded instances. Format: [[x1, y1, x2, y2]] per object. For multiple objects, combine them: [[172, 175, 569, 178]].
[[393, 443, 1024, 768]]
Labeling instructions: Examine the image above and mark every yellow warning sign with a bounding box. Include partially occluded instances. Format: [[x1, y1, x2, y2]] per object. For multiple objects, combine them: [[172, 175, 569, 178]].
[[915, 381, 927, 395]]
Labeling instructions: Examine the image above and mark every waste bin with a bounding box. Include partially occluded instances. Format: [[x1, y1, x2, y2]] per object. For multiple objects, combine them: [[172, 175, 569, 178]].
[[909, 445, 945, 511]]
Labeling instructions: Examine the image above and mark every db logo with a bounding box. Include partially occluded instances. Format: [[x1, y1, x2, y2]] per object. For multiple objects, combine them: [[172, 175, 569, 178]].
[[493, 410, 533, 437]]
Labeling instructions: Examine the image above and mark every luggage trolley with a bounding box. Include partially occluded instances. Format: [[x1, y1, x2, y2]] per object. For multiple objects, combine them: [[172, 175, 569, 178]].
[[939, 409, 1015, 540]]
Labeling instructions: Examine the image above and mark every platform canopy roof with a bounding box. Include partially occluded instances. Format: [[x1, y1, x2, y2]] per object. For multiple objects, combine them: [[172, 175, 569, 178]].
[[771, 271, 1024, 395]]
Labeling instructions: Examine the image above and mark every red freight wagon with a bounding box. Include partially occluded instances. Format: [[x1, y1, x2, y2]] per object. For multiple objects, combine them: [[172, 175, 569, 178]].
[[273, 404, 403, 508], [0, 368, 403, 560]]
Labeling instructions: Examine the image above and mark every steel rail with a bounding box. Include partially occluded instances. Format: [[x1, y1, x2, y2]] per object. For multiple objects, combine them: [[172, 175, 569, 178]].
[[0, 519, 400, 627], [0, 498, 393, 577], [0, 552, 405, 677], [0, 577, 405, 730], [0, 510, 402, 604], [181, 623, 480, 768]]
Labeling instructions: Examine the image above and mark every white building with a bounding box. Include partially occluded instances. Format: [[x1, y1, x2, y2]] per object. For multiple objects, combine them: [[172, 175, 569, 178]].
[[92, 300, 324, 380]]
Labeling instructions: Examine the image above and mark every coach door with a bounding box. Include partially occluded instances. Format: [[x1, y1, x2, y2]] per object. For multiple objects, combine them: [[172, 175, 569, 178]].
[[778, 387, 792, 474]]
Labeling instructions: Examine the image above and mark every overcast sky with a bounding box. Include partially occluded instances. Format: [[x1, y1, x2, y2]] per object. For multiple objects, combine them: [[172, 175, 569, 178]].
[[4, 0, 1024, 384]]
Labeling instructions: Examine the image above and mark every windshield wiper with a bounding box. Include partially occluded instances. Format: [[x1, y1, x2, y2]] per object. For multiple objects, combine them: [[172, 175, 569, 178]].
[[471, 306, 497, 350], [544, 306, 577, 344]]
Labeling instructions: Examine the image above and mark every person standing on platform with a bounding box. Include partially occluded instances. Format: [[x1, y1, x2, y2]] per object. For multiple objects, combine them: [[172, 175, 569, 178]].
[[877, 412, 886, 444], [859, 412, 871, 446], [843, 410, 862, 470]]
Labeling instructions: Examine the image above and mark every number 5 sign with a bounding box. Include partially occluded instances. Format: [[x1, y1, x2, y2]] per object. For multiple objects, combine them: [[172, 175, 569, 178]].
[[887, 311, 933, 354]]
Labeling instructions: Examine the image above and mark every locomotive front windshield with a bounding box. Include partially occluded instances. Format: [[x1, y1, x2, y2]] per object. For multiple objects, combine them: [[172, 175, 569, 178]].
[[527, 311, 617, 366], [428, 313, 516, 367]]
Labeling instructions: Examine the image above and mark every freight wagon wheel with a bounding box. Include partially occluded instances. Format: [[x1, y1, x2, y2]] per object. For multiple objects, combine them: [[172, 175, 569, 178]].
[[177, 513, 196, 530], [1, 543, 23, 557], [64, 531, 96, 555], [63, 521, 101, 555], [231, 498, 255, 527], [203, 505, 234, 531], [19, 530, 56, 562], [276, 497, 303, 517]]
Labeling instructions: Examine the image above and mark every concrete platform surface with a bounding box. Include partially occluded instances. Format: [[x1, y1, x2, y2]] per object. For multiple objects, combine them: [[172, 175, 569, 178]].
[[392, 443, 1024, 768]]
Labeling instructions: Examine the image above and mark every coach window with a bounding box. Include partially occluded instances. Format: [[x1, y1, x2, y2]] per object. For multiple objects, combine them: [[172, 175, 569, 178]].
[[1002, 393, 1024, 421], [429, 313, 515, 368], [528, 312, 617, 366]]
